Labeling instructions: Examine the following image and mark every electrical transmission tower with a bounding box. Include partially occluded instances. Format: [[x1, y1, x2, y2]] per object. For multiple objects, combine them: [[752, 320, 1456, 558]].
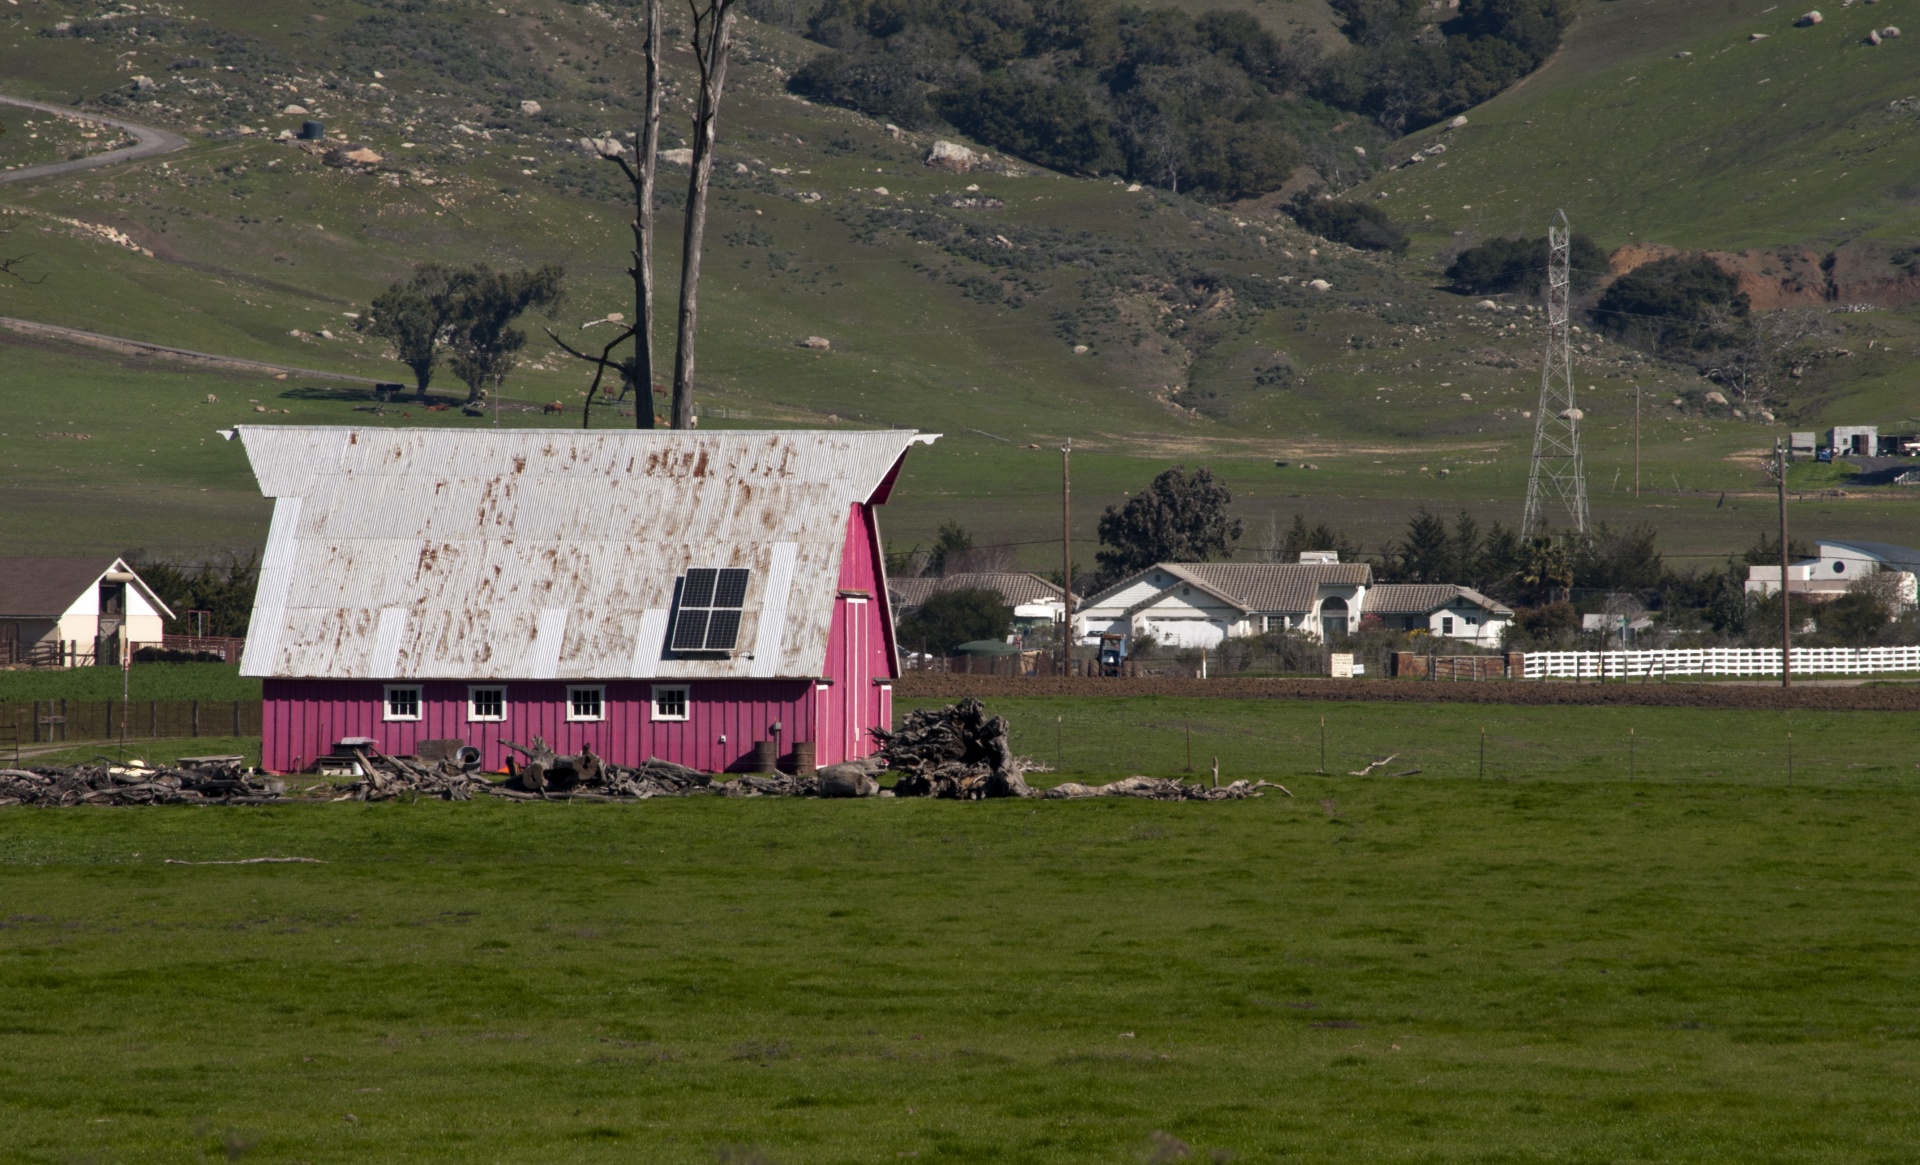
[[1520, 210, 1590, 542]]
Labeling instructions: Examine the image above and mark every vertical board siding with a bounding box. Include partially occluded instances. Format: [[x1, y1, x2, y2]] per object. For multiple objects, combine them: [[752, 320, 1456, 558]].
[[262, 678, 813, 774], [817, 503, 897, 765]]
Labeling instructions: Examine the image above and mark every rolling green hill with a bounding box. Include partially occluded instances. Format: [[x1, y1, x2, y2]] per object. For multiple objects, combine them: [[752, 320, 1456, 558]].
[[1, 0, 1918, 569]]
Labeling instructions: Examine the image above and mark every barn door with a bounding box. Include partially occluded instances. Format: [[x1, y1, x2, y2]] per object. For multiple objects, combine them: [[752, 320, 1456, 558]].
[[842, 597, 868, 760]]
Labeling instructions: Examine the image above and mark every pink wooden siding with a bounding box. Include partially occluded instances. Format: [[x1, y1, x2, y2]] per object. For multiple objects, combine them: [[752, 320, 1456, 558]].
[[814, 503, 897, 766], [261, 678, 815, 774]]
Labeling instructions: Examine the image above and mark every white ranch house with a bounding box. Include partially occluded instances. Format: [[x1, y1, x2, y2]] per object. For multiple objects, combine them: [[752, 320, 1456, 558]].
[[1074, 561, 1513, 648]]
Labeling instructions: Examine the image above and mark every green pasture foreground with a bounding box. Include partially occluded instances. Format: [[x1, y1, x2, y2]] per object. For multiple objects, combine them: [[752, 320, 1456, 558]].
[[911, 697, 1918, 789], [3, 777, 1919, 1163]]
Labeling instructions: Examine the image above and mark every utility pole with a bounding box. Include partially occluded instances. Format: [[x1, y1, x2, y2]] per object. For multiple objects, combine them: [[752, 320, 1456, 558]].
[[1521, 210, 1590, 540], [1633, 384, 1641, 497], [1778, 436, 1791, 690], [1062, 436, 1074, 681]]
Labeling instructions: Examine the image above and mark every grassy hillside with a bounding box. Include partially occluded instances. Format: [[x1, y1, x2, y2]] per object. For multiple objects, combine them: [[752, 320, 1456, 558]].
[[2, 0, 1919, 568], [1375, 0, 1920, 251]]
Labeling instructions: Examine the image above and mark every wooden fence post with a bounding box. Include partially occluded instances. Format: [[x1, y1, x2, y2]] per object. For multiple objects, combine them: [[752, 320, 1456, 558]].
[[191, 700, 199, 738]]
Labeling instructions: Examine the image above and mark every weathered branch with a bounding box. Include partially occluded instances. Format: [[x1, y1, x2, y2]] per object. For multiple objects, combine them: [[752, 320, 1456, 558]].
[[544, 324, 637, 429], [669, 0, 737, 430], [0, 253, 47, 285]]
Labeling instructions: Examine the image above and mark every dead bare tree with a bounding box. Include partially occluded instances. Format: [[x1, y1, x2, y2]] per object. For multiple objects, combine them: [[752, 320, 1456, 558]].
[[669, 0, 739, 430], [598, 0, 663, 429], [551, 0, 734, 431]]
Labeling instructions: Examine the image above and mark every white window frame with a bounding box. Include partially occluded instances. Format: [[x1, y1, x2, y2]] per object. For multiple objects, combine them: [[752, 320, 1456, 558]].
[[383, 684, 422, 722], [467, 685, 507, 723], [650, 684, 690, 722], [566, 685, 606, 723]]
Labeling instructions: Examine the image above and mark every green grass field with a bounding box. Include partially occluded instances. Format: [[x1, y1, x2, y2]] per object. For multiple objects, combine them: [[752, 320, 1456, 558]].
[[3, 698, 1918, 1160], [0, 663, 258, 703]]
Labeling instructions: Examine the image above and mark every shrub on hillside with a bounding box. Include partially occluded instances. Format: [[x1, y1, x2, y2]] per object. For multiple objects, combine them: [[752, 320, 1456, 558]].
[[1592, 255, 1750, 354], [1446, 233, 1607, 295], [1285, 195, 1409, 254]]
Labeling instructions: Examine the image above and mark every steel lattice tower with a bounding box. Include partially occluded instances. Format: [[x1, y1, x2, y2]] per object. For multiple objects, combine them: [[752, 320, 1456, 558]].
[[1520, 210, 1590, 541]]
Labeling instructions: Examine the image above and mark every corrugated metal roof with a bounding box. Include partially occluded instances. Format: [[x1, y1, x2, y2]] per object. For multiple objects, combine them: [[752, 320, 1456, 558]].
[[236, 427, 926, 680], [890, 572, 1064, 610], [1365, 584, 1513, 617], [1156, 562, 1373, 614]]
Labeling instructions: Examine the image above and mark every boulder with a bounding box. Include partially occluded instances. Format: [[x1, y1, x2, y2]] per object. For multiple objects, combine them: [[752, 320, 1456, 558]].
[[1704, 390, 1729, 405], [1867, 28, 1882, 43], [1749, 31, 1770, 40], [1884, 25, 1901, 37], [1478, 299, 1500, 310], [344, 147, 383, 165], [131, 75, 157, 92], [283, 103, 309, 115], [519, 99, 542, 115], [1796, 10, 1822, 24], [796, 336, 831, 350], [817, 760, 881, 798], [1308, 278, 1332, 291], [925, 140, 979, 172], [659, 147, 694, 166], [1448, 115, 1468, 128], [578, 136, 626, 158], [1559, 407, 1585, 420]]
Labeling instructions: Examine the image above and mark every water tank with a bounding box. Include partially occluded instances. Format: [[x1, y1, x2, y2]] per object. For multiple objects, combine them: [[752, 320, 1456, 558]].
[[299, 120, 325, 140]]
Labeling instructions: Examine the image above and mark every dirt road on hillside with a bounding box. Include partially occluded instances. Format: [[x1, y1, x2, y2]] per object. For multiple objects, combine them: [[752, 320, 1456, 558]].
[[0, 93, 189, 185]]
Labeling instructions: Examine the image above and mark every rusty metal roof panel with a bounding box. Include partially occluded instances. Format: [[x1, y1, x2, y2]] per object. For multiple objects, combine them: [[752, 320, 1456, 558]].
[[235, 427, 925, 680]]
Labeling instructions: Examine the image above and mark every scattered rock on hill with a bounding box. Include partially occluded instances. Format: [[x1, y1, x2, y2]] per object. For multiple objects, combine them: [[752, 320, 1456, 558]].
[[1309, 279, 1332, 291], [796, 335, 831, 350], [519, 99, 542, 115], [659, 147, 694, 166], [1797, 10, 1823, 25], [577, 135, 626, 158], [1704, 390, 1729, 405], [925, 140, 979, 172]]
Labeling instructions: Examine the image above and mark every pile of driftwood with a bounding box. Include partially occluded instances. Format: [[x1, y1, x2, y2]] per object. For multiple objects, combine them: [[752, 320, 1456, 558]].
[[1044, 775, 1285, 801], [331, 737, 808, 801], [0, 756, 284, 806], [868, 698, 1034, 799]]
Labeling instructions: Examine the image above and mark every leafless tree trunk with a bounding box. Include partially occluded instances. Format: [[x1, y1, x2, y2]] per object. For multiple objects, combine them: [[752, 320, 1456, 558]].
[[669, 0, 738, 431], [630, 0, 662, 429]]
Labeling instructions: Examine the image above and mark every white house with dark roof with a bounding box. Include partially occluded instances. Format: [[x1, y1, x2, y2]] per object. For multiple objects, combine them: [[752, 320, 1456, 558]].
[[0, 556, 173, 666], [1364, 584, 1514, 642], [1074, 561, 1373, 648]]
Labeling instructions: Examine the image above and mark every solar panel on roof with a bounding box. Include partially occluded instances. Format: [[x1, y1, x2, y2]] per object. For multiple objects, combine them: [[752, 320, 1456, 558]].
[[668, 567, 751, 653]]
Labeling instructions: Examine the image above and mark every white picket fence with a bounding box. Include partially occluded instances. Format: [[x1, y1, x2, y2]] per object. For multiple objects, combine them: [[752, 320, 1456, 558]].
[[1523, 646, 1920, 680]]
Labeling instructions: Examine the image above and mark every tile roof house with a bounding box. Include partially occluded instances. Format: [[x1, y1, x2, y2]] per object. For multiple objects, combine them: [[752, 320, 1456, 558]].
[[235, 426, 935, 774], [1363, 584, 1514, 642], [0, 556, 173, 666], [1074, 561, 1373, 648], [888, 572, 1065, 624]]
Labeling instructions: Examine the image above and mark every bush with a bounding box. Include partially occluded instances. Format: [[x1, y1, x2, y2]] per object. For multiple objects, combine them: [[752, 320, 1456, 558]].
[[895, 588, 1014, 656], [1446, 233, 1607, 295], [1592, 255, 1749, 354], [1285, 196, 1409, 254], [934, 76, 1122, 176]]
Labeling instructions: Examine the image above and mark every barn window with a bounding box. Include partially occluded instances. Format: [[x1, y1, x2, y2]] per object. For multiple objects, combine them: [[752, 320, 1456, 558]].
[[567, 685, 605, 722], [651, 684, 690, 722], [383, 685, 421, 722], [467, 686, 506, 722], [670, 567, 750, 652]]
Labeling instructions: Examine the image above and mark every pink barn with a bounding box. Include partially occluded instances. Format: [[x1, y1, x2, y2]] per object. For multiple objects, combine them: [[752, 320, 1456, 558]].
[[234, 427, 936, 775]]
